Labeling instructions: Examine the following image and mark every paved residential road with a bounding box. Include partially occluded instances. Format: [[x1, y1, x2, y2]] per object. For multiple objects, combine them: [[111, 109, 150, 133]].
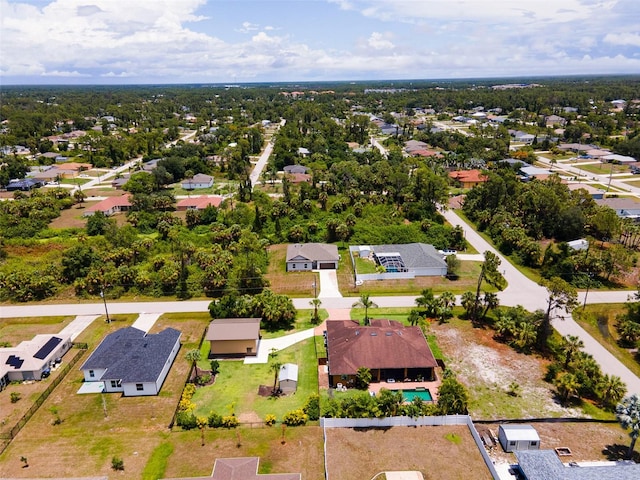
[[442, 209, 640, 396], [1, 209, 639, 395]]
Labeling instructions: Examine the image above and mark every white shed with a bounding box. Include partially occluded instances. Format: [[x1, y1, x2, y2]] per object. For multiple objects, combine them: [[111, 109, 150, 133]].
[[498, 424, 540, 453], [278, 363, 299, 393], [567, 239, 588, 251]]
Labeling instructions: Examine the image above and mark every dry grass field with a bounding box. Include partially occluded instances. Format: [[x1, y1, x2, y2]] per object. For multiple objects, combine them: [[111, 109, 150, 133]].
[[325, 425, 492, 480], [163, 426, 325, 480]]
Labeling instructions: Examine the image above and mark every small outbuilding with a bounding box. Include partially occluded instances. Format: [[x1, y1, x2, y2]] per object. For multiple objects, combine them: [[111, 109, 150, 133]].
[[206, 318, 261, 357], [278, 363, 299, 393], [567, 238, 589, 251], [498, 424, 540, 453]]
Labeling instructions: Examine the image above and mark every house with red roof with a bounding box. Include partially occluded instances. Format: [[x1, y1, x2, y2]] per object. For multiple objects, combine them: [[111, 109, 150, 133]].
[[176, 196, 223, 211], [448, 169, 488, 188], [83, 195, 132, 217], [326, 319, 438, 388]]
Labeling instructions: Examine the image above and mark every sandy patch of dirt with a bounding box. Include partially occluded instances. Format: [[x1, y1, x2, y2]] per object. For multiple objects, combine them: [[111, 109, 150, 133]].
[[434, 324, 583, 418]]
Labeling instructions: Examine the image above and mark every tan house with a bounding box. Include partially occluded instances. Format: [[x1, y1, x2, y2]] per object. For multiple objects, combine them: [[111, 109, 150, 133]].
[[206, 318, 261, 357]]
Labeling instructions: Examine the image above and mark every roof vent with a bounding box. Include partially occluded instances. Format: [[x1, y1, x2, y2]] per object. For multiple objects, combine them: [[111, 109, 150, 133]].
[[370, 332, 377, 336], [385, 332, 392, 336], [355, 330, 360, 335]]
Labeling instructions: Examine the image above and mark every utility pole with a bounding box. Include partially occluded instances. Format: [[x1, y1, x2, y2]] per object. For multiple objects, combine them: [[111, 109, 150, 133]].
[[100, 288, 111, 323]]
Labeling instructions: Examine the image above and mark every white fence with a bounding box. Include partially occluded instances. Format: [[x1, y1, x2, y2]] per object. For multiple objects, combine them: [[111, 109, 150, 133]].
[[321, 415, 468, 428], [321, 415, 500, 480]]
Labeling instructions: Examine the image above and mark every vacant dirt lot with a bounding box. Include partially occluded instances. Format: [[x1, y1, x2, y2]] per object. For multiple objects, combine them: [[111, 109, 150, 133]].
[[432, 320, 582, 419], [325, 425, 492, 480]]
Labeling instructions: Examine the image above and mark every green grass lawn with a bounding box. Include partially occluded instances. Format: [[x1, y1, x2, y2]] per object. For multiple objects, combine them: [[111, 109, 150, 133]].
[[354, 255, 378, 274], [573, 304, 640, 379], [191, 338, 318, 422]]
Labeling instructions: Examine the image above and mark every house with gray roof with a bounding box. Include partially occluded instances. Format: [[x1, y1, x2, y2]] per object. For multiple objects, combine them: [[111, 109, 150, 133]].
[[286, 243, 339, 271], [162, 457, 301, 480], [595, 197, 640, 220], [350, 243, 447, 282], [515, 450, 640, 480], [182, 173, 214, 190], [283, 164, 308, 174], [80, 327, 181, 396]]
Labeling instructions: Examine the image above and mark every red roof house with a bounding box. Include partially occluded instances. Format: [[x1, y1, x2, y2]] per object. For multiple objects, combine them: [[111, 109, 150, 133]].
[[176, 196, 223, 211], [83, 195, 132, 217], [326, 319, 438, 387], [448, 169, 488, 188]]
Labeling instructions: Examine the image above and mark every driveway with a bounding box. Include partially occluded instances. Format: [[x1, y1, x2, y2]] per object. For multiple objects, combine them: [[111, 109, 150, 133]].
[[318, 270, 342, 298]]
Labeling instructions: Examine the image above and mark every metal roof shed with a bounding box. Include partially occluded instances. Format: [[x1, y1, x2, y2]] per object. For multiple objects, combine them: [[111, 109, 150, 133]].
[[498, 424, 540, 453], [278, 363, 299, 393]]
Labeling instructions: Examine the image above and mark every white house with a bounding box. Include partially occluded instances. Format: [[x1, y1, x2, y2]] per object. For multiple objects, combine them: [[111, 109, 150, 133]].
[[1, 334, 72, 390], [286, 243, 339, 271], [80, 327, 181, 396], [278, 363, 299, 393], [498, 424, 540, 453], [182, 173, 214, 190]]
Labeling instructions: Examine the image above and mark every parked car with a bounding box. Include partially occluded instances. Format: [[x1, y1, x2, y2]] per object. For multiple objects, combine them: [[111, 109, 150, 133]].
[[438, 249, 457, 256]]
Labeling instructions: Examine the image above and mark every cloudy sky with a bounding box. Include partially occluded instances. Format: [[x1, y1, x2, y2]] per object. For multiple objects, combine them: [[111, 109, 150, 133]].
[[1, 0, 639, 85]]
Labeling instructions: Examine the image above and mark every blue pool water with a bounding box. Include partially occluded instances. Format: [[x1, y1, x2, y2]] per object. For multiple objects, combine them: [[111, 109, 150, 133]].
[[402, 389, 433, 402]]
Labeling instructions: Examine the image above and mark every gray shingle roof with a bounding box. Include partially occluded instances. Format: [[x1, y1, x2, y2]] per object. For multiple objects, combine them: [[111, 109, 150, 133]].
[[372, 243, 446, 269], [80, 327, 181, 383], [286, 243, 339, 263], [516, 450, 640, 480]]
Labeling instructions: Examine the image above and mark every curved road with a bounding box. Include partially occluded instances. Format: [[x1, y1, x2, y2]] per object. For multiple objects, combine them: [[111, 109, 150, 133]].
[[442, 208, 640, 396]]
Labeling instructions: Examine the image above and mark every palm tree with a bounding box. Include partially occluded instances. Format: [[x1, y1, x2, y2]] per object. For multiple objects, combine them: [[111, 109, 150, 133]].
[[555, 372, 580, 406], [353, 293, 378, 325], [561, 335, 584, 368], [439, 291, 456, 309], [515, 321, 537, 350], [616, 394, 640, 459], [270, 359, 283, 395], [460, 291, 476, 318], [495, 313, 516, 340], [185, 349, 202, 382], [597, 374, 626, 409], [309, 297, 322, 324], [481, 292, 499, 319]]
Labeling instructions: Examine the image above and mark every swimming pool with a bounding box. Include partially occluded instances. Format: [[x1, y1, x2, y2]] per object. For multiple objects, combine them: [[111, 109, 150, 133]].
[[402, 388, 433, 402]]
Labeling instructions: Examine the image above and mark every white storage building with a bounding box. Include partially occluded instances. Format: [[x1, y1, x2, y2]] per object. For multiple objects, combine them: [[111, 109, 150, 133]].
[[498, 424, 540, 453]]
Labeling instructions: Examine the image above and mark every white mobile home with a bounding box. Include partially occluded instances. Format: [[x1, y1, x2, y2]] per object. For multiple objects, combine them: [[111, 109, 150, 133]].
[[498, 424, 540, 453]]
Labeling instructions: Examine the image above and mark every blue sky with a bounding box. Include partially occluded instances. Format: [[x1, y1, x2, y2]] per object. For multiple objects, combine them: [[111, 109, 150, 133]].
[[1, 0, 639, 85]]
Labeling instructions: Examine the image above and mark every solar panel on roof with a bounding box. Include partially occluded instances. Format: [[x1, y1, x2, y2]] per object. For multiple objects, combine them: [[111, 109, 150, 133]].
[[7, 355, 24, 369], [33, 336, 62, 360]]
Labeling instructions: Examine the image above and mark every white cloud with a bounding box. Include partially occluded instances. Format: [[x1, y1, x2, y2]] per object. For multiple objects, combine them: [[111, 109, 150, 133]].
[[1, 0, 638, 83], [237, 21, 259, 33], [367, 32, 394, 50], [604, 32, 640, 47], [42, 70, 90, 77]]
